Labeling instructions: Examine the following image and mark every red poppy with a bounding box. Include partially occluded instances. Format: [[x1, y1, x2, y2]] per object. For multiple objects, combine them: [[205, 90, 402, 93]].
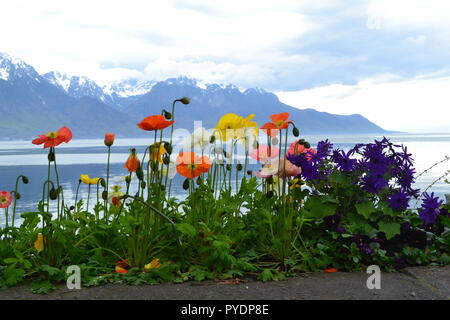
[[287, 141, 317, 161], [0, 191, 13, 208], [104, 132, 115, 147], [261, 112, 292, 137], [32, 126, 72, 148], [176, 151, 211, 178], [124, 149, 140, 172], [137, 115, 174, 131], [324, 268, 338, 273]]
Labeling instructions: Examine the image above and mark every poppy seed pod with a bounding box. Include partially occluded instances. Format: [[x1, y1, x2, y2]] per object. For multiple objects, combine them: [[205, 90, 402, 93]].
[[102, 190, 108, 201], [292, 126, 300, 137], [182, 178, 190, 190], [163, 109, 172, 120], [21, 176, 29, 184], [179, 97, 190, 105]]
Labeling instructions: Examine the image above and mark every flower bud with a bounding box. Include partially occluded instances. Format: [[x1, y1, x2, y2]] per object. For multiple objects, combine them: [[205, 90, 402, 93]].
[[292, 126, 300, 137], [21, 176, 29, 184], [266, 190, 274, 198], [210, 135, 216, 144], [102, 190, 108, 201], [179, 97, 190, 105], [266, 176, 274, 185], [182, 178, 190, 190], [226, 164, 232, 171], [15, 192, 21, 200], [125, 176, 132, 184], [100, 178, 106, 188], [304, 142, 311, 149], [141, 181, 147, 189], [247, 170, 253, 176], [164, 142, 173, 155], [196, 177, 203, 185], [48, 150, 55, 162], [136, 166, 144, 180], [236, 163, 243, 171], [49, 188, 58, 200], [163, 109, 172, 120], [69, 205, 75, 211], [160, 185, 165, 191], [104, 133, 115, 147], [163, 155, 170, 165]]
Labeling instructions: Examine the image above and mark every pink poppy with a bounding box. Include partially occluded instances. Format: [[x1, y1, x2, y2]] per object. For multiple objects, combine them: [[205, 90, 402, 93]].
[[250, 145, 280, 163]]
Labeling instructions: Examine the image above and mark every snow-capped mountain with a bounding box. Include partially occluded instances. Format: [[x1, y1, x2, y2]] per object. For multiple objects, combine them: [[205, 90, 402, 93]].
[[0, 53, 41, 83], [0, 52, 387, 139], [43, 71, 116, 106]]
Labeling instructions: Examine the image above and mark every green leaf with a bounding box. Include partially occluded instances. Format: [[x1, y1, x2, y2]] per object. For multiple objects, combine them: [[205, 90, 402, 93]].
[[38, 265, 60, 276], [3, 258, 18, 265], [378, 221, 401, 240], [259, 269, 275, 282], [30, 280, 57, 294], [304, 196, 337, 219], [355, 201, 376, 219], [176, 223, 197, 237]]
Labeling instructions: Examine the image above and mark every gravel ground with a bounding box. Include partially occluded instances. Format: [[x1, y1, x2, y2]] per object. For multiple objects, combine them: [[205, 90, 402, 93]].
[[0, 266, 449, 300]]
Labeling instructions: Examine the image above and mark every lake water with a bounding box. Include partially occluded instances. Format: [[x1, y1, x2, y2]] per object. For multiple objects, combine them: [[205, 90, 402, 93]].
[[1, 133, 450, 226]]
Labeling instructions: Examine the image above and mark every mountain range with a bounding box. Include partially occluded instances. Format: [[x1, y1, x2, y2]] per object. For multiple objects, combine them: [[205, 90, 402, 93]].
[[0, 52, 387, 140]]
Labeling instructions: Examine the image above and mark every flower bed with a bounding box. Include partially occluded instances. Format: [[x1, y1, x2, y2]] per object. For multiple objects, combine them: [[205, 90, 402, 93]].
[[0, 98, 449, 293]]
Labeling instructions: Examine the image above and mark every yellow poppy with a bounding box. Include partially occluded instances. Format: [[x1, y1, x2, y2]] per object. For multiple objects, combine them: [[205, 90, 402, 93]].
[[150, 142, 167, 163], [215, 113, 258, 141], [80, 174, 101, 185], [34, 233, 44, 252], [144, 258, 161, 272]]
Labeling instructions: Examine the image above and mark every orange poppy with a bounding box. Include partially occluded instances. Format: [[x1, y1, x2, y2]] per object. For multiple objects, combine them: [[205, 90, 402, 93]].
[[32, 126, 72, 148], [137, 115, 174, 131], [124, 149, 140, 172], [115, 260, 130, 273], [176, 151, 211, 178], [261, 112, 292, 137]]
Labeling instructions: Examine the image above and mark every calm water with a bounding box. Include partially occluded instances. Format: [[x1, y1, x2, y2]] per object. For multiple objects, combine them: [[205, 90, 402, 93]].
[[1, 133, 449, 225]]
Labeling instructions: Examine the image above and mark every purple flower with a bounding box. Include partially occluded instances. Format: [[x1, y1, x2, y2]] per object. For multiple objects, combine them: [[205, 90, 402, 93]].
[[332, 149, 357, 173], [387, 190, 410, 211], [323, 213, 342, 231], [419, 192, 443, 225]]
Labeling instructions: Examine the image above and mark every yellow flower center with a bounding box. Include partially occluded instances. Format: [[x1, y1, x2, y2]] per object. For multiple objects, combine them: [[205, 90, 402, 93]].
[[0, 197, 7, 204], [45, 131, 58, 139]]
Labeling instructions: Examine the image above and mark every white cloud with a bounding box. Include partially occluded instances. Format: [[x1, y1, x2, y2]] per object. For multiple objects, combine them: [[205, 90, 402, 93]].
[[276, 72, 450, 133]]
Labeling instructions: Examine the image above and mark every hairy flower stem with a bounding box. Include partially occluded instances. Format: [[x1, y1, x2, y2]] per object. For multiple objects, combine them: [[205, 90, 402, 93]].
[[86, 184, 91, 212], [105, 146, 111, 219], [52, 148, 64, 220], [11, 175, 26, 228]]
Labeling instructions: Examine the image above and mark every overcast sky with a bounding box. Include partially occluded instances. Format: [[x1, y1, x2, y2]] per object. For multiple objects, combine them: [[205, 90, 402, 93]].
[[1, 0, 450, 132]]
